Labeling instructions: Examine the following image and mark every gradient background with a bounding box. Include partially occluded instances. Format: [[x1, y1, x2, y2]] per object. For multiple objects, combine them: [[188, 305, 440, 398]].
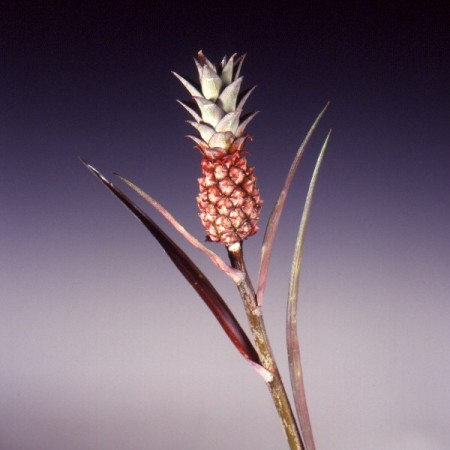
[[1, 2, 449, 449]]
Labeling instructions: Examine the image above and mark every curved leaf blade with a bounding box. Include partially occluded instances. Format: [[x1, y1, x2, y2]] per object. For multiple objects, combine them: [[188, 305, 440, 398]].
[[257, 102, 330, 307], [114, 174, 244, 284], [80, 158, 261, 366], [287, 130, 331, 450]]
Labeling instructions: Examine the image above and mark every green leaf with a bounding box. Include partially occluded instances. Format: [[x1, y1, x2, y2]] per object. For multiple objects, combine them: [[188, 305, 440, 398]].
[[257, 102, 329, 307], [287, 130, 331, 450]]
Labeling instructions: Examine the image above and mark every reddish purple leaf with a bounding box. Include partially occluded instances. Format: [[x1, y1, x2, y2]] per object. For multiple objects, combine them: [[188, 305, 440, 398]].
[[80, 158, 261, 366]]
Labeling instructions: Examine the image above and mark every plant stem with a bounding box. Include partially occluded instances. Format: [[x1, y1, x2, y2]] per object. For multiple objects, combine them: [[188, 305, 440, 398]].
[[228, 243, 305, 450]]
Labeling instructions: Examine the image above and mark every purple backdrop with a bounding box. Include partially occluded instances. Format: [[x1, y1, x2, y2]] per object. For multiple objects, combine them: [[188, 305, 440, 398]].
[[1, 2, 449, 449]]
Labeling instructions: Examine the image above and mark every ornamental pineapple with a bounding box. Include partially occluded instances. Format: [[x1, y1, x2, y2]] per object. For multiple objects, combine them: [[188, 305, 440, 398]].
[[173, 51, 262, 245]]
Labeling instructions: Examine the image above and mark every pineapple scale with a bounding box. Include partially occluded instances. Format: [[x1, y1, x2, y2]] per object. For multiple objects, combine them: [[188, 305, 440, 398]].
[[197, 153, 262, 245]]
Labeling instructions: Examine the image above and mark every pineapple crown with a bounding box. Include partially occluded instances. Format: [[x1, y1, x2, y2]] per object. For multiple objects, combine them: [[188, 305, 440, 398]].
[[173, 51, 258, 160]]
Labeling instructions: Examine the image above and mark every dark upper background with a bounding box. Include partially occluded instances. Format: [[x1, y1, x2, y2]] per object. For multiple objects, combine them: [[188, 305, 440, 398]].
[[2, 1, 449, 246], [1, 1, 449, 449]]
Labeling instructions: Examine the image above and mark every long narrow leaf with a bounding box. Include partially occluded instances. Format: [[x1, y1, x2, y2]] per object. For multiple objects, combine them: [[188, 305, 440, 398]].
[[80, 158, 261, 366], [257, 102, 329, 306], [114, 174, 244, 284], [287, 130, 331, 450]]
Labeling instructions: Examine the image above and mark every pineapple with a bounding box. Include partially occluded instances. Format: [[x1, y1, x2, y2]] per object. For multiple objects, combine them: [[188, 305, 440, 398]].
[[173, 51, 262, 245]]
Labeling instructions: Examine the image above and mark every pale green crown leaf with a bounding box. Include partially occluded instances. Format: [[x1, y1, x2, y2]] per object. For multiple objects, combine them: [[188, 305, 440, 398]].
[[186, 135, 205, 147], [177, 100, 202, 122], [217, 77, 243, 112], [237, 85, 257, 111], [216, 110, 241, 134], [193, 97, 224, 127], [186, 121, 215, 142], [234, 54, 246, 79], [200, 65, 223, 101], [175, 51, 257, 153], [196, 50, 216, 72], [236, 112, 259, 137], [220, 53, 236, 85], [208, 131, 234, 150], [171, 72, 202, 98]]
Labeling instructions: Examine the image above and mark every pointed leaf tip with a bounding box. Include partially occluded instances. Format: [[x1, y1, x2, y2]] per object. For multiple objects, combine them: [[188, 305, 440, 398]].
[[114, 174, 245, 284], [81, 161, 261, 367], [257, 102, 329, 306], [286, 129, 331, 450]]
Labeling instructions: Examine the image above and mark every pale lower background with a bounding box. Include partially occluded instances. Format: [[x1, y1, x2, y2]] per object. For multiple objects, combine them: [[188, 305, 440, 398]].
[[2, 177, 449, 449]]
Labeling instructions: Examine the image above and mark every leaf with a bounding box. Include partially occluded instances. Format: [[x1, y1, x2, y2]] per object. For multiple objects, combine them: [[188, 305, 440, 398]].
[[256, 102, 329, 307], [114, 174, 244, 284], [287, 130, 331, 450], [80, 158, 261, 366]]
